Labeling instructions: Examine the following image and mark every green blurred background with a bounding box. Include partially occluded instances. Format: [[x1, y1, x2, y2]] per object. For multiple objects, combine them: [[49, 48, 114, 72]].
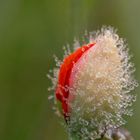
[[0, 0, 140, 140]]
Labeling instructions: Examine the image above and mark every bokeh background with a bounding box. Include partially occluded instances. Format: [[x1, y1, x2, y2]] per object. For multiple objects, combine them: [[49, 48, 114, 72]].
[[0, 0, 140, 140]]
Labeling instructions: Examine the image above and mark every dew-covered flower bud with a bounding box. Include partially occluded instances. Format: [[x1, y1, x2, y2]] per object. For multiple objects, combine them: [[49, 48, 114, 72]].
[[48, 27, 138, 140]]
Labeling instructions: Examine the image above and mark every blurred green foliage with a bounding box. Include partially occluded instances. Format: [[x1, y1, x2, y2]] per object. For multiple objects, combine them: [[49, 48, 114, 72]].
[[0, 0, 140, 140]]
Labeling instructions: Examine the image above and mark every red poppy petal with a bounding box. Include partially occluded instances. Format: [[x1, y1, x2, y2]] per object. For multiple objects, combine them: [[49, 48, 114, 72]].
[[56, 43, 95, 116]]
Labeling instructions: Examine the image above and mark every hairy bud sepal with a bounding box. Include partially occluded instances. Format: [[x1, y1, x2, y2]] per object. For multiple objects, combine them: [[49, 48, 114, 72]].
[[48, 26, 138, 140]]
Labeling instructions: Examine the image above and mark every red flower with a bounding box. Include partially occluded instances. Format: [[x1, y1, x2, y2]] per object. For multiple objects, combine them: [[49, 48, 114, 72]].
[[55, 43, 95, 118]]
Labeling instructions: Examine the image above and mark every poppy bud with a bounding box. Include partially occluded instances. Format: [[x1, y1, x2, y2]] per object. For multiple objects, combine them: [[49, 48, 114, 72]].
[[48, 27, 138, 140]]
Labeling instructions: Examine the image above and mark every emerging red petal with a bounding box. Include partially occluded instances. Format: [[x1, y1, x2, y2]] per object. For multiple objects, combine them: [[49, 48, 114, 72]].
[[56, 43, 95, 117]]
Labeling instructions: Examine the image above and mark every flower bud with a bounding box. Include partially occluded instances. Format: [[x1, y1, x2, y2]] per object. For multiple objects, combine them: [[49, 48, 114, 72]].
[[48, 27, 138, 140]]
